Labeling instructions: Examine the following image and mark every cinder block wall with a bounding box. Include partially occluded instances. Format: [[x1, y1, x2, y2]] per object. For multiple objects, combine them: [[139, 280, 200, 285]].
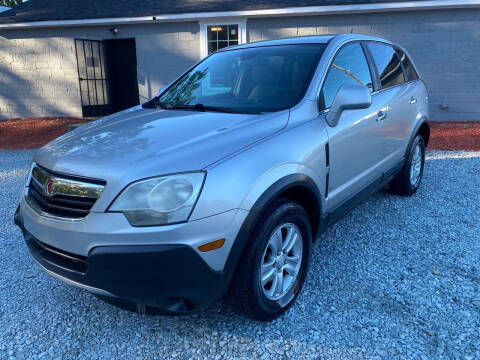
[[134, 22, 200, 102], [0, 22, 200, 120], [1, 9, 478, 121], [0, 35, 82, 119], [248, 8, 480, 121]]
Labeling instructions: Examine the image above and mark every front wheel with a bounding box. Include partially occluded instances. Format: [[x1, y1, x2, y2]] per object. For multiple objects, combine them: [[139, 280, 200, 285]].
[[389, 135, 425, 196], [227, 198, 312, 321]]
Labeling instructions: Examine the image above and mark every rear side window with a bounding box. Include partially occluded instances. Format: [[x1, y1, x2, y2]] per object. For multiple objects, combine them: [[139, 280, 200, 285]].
[[367, 42, 405, 89], [396, 48, 419, 81], [320, 43, 373, 110]]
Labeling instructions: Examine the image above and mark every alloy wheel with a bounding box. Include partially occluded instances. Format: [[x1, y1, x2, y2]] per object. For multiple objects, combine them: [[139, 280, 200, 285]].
[[410, 143, 423, 187], [260, 223, 303, 301]]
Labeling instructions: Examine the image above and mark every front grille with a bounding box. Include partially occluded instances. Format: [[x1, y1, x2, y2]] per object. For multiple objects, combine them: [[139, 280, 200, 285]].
[[26, 164, 105, 219]]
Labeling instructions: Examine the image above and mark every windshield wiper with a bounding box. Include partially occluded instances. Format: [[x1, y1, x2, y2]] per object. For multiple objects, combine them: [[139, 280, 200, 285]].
[[156, 99, 170, 109], [144, 97, 169, 110], [166, 104, 236, 113]]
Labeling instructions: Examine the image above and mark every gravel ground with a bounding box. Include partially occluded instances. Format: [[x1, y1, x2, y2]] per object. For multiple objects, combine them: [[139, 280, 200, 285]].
[[1, 150, 479, 359]]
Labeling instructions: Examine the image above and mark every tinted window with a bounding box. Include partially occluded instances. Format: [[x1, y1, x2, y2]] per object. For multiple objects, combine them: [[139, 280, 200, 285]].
[[157, 44, 326, 114], [396, 48, 419, 81], [367, 43, 405, 89], [320, 43, 373, 110]]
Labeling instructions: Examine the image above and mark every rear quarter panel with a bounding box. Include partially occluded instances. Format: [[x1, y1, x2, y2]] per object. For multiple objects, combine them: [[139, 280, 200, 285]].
[[404, 79, 430, 150]]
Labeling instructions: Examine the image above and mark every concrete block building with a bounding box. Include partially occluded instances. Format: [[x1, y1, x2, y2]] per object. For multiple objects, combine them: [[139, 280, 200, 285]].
[[0, 0, 479, 121]]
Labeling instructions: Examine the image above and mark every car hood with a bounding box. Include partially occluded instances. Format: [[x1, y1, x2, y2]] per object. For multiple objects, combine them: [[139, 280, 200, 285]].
[[34, 106, 288, 186]]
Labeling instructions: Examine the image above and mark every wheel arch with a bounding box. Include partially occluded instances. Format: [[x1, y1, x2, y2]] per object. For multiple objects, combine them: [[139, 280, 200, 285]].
[[405, 117, 430, 158], [222, 174, 322, 285], [417, 121, 430, 146]]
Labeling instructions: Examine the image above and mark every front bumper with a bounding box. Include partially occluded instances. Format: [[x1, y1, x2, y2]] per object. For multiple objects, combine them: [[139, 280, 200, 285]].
[[14, 204, 247, 313]]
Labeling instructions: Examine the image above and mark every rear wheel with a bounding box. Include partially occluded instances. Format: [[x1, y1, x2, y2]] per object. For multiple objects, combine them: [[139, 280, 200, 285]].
[[389, 135, 425, 196], [228, 198, 312, 321]]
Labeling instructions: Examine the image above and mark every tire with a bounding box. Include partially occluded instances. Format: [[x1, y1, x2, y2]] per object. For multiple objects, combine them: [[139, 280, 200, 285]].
[[227, 198, 312, 321], [389, 134, 425, 196]]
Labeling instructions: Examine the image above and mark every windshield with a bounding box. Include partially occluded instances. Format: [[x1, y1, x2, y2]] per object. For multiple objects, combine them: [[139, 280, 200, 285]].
[[152, 44, 326, 114]]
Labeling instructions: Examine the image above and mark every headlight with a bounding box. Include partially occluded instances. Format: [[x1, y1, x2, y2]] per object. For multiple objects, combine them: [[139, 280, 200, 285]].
[[108, 172, 206, 226]]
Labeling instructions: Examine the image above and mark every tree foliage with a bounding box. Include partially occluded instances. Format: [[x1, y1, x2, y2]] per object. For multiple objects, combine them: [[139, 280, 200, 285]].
[[160, 70, 208, 106], [0, 0, 23, 7]]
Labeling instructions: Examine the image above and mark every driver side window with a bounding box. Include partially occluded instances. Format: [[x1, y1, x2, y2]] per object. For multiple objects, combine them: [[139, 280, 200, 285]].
[[320, 43, 373, 110]]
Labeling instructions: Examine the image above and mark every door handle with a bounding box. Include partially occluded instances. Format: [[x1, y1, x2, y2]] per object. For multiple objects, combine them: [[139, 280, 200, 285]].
[[410, 97, 417, 104], [377, 110, 387, 121]]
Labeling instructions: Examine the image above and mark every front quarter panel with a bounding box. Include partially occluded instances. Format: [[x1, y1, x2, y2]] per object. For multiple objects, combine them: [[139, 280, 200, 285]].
[[191, 107, 329, 221]]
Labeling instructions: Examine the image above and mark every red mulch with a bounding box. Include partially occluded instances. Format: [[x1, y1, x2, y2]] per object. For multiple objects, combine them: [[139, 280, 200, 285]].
[[0, 117, 479, 151], [428, 121, 480, 151], [0, 117, 87, 149]]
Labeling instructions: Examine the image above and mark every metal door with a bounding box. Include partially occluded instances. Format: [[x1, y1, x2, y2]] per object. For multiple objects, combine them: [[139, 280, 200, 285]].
[[75, 39, 112, 117]]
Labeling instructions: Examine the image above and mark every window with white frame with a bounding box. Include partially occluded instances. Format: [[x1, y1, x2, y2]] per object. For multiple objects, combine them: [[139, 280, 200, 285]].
[[200, 20, 246, 58], [207, 24, 239, 54]]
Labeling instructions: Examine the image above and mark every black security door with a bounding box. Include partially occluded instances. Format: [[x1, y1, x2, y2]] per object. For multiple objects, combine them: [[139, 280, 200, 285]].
[[75, 39, 112, 117], [104, 39, 140, 113], [75, 38, 139, 117]]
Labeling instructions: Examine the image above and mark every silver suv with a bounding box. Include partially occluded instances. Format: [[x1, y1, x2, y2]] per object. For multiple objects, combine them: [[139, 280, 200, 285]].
[[14, 34, 429, 321]]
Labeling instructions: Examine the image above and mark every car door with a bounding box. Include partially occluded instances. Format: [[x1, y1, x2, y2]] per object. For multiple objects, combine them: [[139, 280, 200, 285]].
[[319, 42, 385, 211], [365, 42, 416, 170]]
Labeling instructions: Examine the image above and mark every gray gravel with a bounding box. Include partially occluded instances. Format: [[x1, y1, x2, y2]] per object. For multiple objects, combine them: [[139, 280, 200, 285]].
[[1, 149, 479, 359]]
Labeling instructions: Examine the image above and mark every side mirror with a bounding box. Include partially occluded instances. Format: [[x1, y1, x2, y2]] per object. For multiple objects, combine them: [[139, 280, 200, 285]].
[[326, 83, 372, 127]]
